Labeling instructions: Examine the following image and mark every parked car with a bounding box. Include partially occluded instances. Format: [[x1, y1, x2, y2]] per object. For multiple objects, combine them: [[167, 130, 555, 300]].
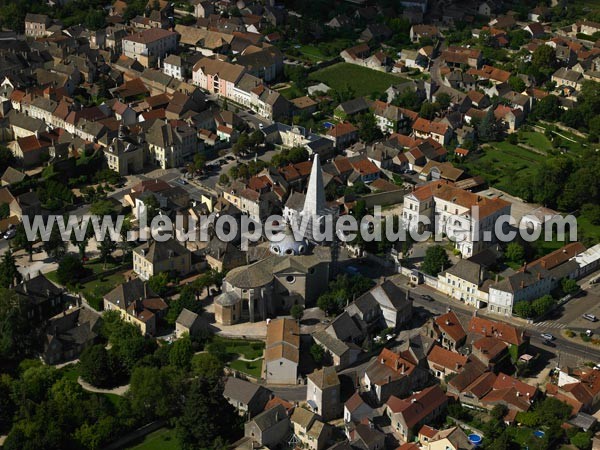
[[175, 178, 188, 185], [583, 314, 597, 322], [542, 340, 556, 347], [541, 333, 555, 341], [421, 294, 434, 302], [3, 228, 16, 240]]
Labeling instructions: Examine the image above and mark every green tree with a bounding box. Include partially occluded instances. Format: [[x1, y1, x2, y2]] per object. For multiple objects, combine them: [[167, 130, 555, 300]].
[[169, 334, 194, 371], [0, 146, 15, 174], [505, 242, 525, 264], [219, 174, 230, 185], [477, 108, 499, 142], [191, 353, 224, 381], [127, 365, 183, 422], [149, 272, 171, 297], [176, 376, 239, 450], [436, 92, 452, 110], [56, 254, 86, 285], [13, 223, 35, 262], [508, 76, 526, 93], [89, 199, 115, 216], [43, 226, 67, 260], [0, 250, 22, 288], [79, 345, 116, 388], [290, 304, 304, 321], [310, 344, 325, 363], [166, 285, 203, 325], [514, 300, 533, 318], [421, 245, 450, 276], [0, 289, 35, 363], [531, 295, 556, 317], [419, 101, 438, 120], [571, 432, 592, 450], [98, 236, 116, 269], [561, 277, 579, 295]]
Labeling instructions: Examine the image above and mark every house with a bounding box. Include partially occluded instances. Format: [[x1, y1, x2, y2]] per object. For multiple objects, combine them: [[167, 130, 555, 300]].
[[264, 318, 300, 385], [442, 46, 482, 69], [334, 97, 370, 120], [424, 311, 467, 351], [419, 161, 464, 182], [192, 0, 214, 18], [192, 57, 246, 98], [524, 22, 545, 38], [356, 280, 413, 329], [290, 407, 332, 450], [307, 366, 341, 421], [224, 377, 272, 418], [146, 119, 198, 169], [402, 180, 511, 257], [468, 316, 528, 355], [313, 330, 361, 369], [436, 259, 488, 308], [43, 306, 102, 364], [12, 133, 52, 167], [133, 239, 192, 280], [235, 45, 283, 82], [122, 28, 179, 68], [425, 426, 473, 450], [104, 133, 145, 176], [25, 13, 52, 38], [163, 54, 184, 80], [412, 118, 452, 145], [552, 67, 584, 91], [15, 274, 64, 323], [487, 242, 585, 315], [362, 347, 427, 403], [244, 404, 290, 447], [361, 23, 393, 42], [385, 385, 448, 443], [325, 122, 358, 150], [103, 278, 168, 336], [347, 422, 386, 450], [175, 308, 206, 338], [1, 167, 25, 187], [427, 345, 468, 381], [344, 392, 375, 423], [410, 25, 440, 43]]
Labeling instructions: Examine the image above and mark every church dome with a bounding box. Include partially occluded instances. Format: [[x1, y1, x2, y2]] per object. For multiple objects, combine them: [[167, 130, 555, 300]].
[[270, 225, 308, 256]]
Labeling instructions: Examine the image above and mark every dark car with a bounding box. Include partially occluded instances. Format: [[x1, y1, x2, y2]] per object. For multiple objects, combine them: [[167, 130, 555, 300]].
[[421, 294, 434, 302], [542, 339, 556, 347]]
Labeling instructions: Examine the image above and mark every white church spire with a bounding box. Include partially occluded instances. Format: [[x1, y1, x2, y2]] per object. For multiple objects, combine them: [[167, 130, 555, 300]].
[[301, 154, 326, 217]]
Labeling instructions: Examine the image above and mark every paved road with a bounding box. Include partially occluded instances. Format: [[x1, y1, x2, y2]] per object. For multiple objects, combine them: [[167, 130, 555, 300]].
[[429, 41, 466, 103]]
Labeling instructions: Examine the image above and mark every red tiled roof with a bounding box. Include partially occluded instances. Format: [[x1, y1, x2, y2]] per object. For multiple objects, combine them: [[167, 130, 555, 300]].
[[468, 317, 526, 346], [435, 311, 467, 343], [427, 345, 468, 371]]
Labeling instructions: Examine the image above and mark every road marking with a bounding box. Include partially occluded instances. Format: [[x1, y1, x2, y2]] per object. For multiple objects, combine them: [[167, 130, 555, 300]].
[[534, 321, 566, 329]]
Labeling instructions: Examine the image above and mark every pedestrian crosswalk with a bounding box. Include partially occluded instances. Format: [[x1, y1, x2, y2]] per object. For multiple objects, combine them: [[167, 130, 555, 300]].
[[533, 321, 566, 329]]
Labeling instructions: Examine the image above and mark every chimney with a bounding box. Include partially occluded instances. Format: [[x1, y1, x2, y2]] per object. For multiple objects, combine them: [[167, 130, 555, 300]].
[[411, 398, 417, 403], [394, 359, 399, 371], [381, 358, 385, 365], [520, 280, 525, 289], [144, 282, 148, 299], [537, 272, 541, 280]]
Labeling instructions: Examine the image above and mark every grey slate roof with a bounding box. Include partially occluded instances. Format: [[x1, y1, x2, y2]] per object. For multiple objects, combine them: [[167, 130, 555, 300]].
[[176, 308, 198, 328], [251, 404, 287, 431], [445, 259, 482, 285]]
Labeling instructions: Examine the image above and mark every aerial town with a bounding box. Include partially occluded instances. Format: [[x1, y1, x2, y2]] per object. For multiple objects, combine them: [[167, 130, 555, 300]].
[[2, 0, 600, 449]]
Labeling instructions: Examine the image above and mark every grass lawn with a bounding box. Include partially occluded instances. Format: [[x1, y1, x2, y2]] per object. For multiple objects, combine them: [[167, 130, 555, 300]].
[[213, 336, 265, 360], [103, 393, 123, 408], [309, 63, 406, 97], [519, 131, 553, 152], [461, 142, 545, 195], [507, 426, 535, 446], [126, 428, 179, 450], [77, 270, 127, 310], [229, 358, 263, 378], [59, 364, 81, 383], [279, 84, 305, 100]]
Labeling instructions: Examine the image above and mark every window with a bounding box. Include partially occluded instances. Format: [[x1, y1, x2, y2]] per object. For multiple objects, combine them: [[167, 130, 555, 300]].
[[286, 275, 296, 284]]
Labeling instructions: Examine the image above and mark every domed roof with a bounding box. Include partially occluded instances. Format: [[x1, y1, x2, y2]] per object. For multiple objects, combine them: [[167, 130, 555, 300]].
[[269, 225, 309, 256]]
